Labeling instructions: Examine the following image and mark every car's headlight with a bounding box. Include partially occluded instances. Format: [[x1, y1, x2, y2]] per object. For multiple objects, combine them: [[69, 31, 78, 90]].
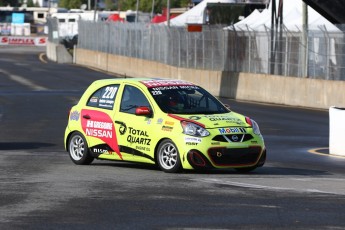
[[251, 119, 261, 135], [245, 117, 261, 135], [181, 121, 210, 137]]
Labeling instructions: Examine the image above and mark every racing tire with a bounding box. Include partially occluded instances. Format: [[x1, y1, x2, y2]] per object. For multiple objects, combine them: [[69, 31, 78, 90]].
[[157, 139, 182, 173], [68, 132, 94, 165]]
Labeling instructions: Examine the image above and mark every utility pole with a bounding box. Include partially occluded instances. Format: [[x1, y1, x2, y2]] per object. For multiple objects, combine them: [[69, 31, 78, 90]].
[[151, 0, 155, 20], [302, 2, 308, 78], [93, 0, 98, 21], [167, 0, 170, 27], [270, 0, 283, 75], [136, 0, 139, 23]]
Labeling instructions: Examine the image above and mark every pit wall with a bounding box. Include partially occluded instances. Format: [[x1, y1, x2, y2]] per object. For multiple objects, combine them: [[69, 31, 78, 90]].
[[75, 48, 345, 110]]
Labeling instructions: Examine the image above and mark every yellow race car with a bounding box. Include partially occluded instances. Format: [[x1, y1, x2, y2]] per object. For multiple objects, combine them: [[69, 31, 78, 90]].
[[64, 78, 266, 173]]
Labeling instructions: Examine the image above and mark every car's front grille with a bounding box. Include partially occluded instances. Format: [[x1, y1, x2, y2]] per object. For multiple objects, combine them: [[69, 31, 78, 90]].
[[212, 134, 254, 143], [208, 147, 262, 166]]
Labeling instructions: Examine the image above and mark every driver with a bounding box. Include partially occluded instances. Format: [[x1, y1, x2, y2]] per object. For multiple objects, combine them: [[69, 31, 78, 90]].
[[167, 93, 184, 111]]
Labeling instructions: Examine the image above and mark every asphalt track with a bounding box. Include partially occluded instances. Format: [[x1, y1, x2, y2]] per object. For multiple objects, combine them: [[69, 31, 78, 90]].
[[0, 46, 345, 229]]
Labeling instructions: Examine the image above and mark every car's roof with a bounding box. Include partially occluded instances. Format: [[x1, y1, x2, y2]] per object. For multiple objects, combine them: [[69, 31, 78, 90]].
[[92, 78, 196, 88]]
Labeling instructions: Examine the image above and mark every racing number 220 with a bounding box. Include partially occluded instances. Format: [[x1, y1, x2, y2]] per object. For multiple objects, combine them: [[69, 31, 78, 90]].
[[102, 87, 118, 99]]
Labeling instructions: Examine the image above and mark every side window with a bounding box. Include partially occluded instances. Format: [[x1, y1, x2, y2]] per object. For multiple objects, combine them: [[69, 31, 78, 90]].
[[87, 84, 119, 110], [120, 85, 151, 114]]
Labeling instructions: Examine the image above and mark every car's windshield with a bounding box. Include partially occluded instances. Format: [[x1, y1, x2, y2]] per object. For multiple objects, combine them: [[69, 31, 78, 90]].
[[148, 85, 229, 114]]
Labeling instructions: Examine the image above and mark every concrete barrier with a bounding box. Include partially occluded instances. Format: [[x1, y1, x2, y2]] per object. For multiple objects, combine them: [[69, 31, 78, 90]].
[[75, 48, 345, 110], [46, 41, 72, 64], [329, 107, 345, 156]]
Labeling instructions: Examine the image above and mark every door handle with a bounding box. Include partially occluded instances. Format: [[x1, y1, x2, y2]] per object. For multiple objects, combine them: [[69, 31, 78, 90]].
[[83, 114, 91, 119]]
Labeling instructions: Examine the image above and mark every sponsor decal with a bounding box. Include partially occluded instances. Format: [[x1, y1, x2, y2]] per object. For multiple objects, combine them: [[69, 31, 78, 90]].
[[186, 142, 198, 146], [81, 109, 121, 159], [165, 121, 174, 126], [92, 148, 108, 154], [149, 85, 199, 96], [0, 36, 47, 46], [179, 85, 199, 90], [70, 110, 80, 121], [189, 116, 201, 120], [127, 127, 151, 145], [90, 97, 98, 103], [152, 86, 178, 91], [85, 120, 113, 138], [204, 115, 244, 124], [141, 79, 195, 88], [211, 142, 221, 145], [157, 118, 163, 124], [231, 135, 239, 142], [185, 137, 202, 143], [219, 127, 246, 134], [135, 145, 150, 151], [115, 121, 127, 135], [162, 125, 173, 132], [145, 118, 152, 125], [90, 144, 115, 156]]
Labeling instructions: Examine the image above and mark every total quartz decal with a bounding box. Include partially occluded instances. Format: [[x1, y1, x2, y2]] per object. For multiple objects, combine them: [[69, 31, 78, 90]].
[[81, 109, 122, 159]]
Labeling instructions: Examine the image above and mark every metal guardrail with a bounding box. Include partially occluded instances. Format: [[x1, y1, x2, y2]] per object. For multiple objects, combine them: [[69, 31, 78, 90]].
[[53, 19, 345, 81]]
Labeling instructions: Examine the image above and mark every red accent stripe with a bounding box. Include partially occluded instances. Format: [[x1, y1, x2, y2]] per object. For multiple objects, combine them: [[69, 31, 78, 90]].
[[168, 114, 205, 128]]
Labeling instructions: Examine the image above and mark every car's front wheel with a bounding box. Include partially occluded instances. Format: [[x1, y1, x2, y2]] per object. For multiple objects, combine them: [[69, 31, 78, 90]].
[[68, 132, 94, 165], [157, 139, 182, 173]]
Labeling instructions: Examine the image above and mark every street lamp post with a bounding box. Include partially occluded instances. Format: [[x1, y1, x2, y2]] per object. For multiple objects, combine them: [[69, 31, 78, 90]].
[[136, 0, 139, 23], [167, 0, 170, 27], [151, 0, 155, 20]]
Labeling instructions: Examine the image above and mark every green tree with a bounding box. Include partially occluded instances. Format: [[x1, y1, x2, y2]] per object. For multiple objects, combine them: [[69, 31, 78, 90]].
[[105, 0, 115, 10], [26, 0, 35, 7], [58, 0, 69, 8], [0, 0, 20, 6], [119, 0, 190, 13], [69, 0, 82, 9]]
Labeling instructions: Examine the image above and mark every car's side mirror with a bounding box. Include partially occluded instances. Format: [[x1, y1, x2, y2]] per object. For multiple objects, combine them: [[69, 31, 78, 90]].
[[135, 106, 153, 117]]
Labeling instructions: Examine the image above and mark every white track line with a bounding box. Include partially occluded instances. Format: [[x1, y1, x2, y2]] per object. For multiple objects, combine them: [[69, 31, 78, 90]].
[[0, 68, 47, 91]]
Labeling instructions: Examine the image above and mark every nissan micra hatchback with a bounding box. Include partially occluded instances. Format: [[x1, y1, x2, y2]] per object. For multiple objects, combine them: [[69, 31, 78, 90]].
[[64, 78, 266, 173]]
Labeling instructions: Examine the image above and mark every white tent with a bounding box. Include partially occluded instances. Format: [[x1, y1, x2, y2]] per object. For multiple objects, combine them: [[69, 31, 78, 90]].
[[167, 0, 236, 27], [228, 0, 340, 32], [225, 0, 342, 78]]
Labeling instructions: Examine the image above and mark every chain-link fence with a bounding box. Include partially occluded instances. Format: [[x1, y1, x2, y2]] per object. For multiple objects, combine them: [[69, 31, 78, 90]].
[[76, 20, 345, 80]]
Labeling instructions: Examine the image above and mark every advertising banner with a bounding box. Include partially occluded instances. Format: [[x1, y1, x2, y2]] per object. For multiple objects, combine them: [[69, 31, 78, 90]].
[[0, 36, 47, 46]]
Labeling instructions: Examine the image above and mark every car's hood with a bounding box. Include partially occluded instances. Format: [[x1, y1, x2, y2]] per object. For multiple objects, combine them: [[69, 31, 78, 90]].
[[169, 112, 249, 129]]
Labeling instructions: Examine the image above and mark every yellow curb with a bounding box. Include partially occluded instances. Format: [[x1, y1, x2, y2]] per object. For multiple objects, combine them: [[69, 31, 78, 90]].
[[309, 147, 345, 158], [39, 53, 47, 63]]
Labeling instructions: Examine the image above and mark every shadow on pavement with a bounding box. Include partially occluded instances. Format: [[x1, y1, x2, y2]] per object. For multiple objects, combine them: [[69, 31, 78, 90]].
[[0, 142, 55, 150]]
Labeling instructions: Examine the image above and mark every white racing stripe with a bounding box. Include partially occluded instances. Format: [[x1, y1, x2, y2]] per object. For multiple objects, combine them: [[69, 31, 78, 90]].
[[0, 68, 47, 91]]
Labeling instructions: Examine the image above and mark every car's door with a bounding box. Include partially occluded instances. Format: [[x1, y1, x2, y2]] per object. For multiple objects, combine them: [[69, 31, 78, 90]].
[[81, 84, 123, 160], [115, 84, 157, 164]]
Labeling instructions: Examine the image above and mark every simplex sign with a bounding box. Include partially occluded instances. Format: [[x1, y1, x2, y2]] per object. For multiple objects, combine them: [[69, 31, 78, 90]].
[[0, 36, 47, 46]]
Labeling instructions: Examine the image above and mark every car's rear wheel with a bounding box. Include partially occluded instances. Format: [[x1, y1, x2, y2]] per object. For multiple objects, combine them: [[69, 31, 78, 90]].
[[68, 132, 94, 165], [157, 139, 182, 173]]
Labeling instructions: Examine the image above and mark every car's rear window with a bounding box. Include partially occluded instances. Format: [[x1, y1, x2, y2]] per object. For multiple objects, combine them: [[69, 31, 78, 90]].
[[87, 84, 119, 110]]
